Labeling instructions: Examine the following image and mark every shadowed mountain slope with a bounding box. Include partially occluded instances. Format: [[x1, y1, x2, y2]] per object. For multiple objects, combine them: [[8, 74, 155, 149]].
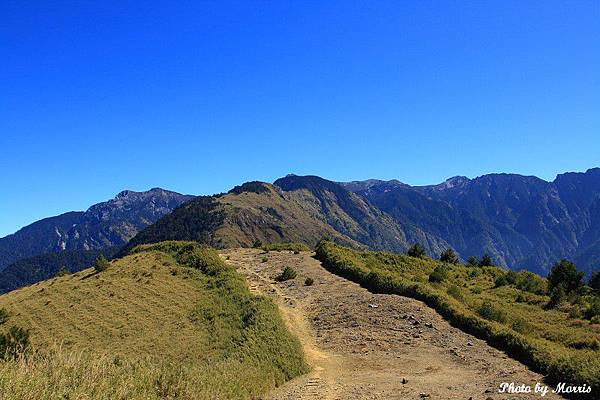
[[342, 168, 600, 276]]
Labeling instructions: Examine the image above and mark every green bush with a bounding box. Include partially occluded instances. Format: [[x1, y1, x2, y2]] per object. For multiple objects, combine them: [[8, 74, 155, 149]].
[[55, 266, 71, 277], [252, 239, 264, 248], [515, 271, 547, 295], [479, 254, 493, 267], [429, 265, 448, 283], [466, 256, 479, 268], [549, 285, 567, 308], [584, 297, 600, 320], [447, 285, 463, 301], [275, 267, 297, 282], [94, 255, 110, 273], [440, 248, 459, 264], [0, 308, 9, 325], [407, 243, 426, 259], [304, 277, 314, 286], [512, 318, 534, 335], [478, 301, 506, 323], [495, 270, 517, 287], [261, 257, 268, 263], [548, 259, 584, 294], [0, 326, 30, 359]]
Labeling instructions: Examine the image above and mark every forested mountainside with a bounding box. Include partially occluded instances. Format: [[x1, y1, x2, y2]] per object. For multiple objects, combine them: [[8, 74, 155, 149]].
[[0, 188, 193, 271], [342, 167, 600, 276]]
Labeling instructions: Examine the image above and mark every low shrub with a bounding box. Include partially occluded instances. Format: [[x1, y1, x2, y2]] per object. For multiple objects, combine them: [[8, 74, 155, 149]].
[[275, 267, 297, 282], [478, 301, 506, 323], [584, 297, 600, 320], [94, 256, 110, 273], [447, 285, 463, 301], [0, 308, 8, 325], [304, 277, 314, 286], [429, 265, 448, 283], [407, 243, 426, 259], [55, 266, 71, 277], [0, 326, 30, 359]]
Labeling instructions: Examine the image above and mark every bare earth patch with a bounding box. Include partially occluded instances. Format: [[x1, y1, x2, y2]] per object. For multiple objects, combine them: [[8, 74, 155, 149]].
[[221, 248, 564, 400]]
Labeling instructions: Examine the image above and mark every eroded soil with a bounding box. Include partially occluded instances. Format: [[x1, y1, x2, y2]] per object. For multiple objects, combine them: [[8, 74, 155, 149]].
[[221, 249, 563, 400]]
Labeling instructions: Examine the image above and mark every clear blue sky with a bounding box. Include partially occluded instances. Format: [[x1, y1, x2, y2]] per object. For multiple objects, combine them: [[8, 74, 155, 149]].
[[1, 1, 599, 237]]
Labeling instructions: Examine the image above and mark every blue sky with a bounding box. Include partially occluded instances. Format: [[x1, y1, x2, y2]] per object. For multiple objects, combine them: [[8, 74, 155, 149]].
[[1, 1, 599, 237]]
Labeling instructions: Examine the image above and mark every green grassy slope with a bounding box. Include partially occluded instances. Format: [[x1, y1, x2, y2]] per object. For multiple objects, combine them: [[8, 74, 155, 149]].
[[315, 240, 600, 397], [0, 241, 306, 399]]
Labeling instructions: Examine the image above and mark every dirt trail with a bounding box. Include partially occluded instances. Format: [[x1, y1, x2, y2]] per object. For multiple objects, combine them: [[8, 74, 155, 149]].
[[221, 249, 563, 400]]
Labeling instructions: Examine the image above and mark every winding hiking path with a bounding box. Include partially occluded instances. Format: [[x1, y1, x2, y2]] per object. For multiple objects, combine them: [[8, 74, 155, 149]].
[[221, 249, 563, 400]]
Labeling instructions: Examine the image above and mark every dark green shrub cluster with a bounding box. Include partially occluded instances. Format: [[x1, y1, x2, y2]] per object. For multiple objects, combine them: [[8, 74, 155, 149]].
[[304, 277, 314, 286], [478, 301, 506, 323], [55, 266, 71, 277], [439, 248, 459, 264], [0, 326, 30, 359], [407, 243, 426, 259], [548, 259, 584, 294], [495, 270, 547, 295], [479, 254, 493, 267], [466, 256, 479, 268], [275, 267, 297, 282], [94, 255, 110, 273], [584, 297, 600, 320], [429, 265, 448, 283], [0, 308, 8, 325]]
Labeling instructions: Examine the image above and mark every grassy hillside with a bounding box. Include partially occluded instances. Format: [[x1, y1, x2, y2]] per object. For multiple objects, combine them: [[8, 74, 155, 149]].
[[0, 241, 306, 399], [123, 178, 449, 257], [315, 241, 600, 396]]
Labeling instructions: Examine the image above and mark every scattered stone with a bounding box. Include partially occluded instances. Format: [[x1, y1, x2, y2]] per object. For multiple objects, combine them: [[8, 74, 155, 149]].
[[467, 341, 474, 346], [419, 393, 430, 398], [401, 377, 407, 384], [425, 322, 433, 328], [368, 303, 379, 308]]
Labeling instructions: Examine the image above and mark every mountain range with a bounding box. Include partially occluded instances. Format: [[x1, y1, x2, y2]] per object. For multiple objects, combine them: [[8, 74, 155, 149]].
[[0, 188, 193, 292], [1, 168, 600, 293]]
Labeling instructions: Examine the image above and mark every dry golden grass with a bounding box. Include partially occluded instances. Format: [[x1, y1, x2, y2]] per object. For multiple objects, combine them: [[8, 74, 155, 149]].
[[0, 242, 306, 399], [215, 186, 361, 248], [0, 251, 208, 360]]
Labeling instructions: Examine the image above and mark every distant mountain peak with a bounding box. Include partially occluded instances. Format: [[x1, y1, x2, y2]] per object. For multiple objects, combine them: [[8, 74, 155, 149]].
[[228, 181, 273, 195], [339, 179, 407, 192], [431, 176, 471, 190]]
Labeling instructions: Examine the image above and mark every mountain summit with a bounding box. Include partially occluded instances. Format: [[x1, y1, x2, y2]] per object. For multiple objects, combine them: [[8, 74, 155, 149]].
[[0, 188, 193, 271]]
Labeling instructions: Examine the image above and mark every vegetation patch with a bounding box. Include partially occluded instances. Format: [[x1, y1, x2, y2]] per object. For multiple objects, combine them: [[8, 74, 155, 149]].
[[315, 240, 600, 396], [261, 242, 311, 253], [0, 241, 306, 399], [275, 267, 297, 282]]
